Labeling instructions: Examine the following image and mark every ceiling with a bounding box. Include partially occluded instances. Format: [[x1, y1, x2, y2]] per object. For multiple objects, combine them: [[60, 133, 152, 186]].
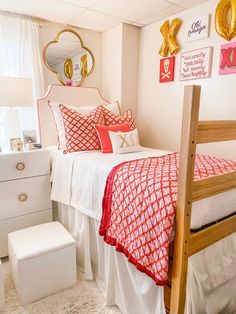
[[0, 0, 210, 32]]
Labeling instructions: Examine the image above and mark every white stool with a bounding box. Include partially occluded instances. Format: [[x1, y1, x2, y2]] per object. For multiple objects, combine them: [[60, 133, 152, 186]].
[[8, 222, 76, 305], [0, 259, 5, 311]]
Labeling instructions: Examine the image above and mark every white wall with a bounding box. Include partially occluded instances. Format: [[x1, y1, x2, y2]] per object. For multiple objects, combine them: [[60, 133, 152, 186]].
[[137, 0, 236, 160], [39, 21, 102, 90], [102, 23, 140, 113], [102, 24, 123, 103], [121, 24, 139, 115]]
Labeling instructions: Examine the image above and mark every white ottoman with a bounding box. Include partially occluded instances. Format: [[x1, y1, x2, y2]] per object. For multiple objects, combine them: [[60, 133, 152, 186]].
[[8, 222, 76, 305], [0, 259, 5, 311]]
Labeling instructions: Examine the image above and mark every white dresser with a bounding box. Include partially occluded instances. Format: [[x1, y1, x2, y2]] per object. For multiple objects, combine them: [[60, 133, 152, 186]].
[[0, 149, 52, 257]]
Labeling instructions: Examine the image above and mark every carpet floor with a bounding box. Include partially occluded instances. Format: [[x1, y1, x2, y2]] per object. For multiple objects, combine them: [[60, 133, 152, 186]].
[[1, 259, 121, 314]]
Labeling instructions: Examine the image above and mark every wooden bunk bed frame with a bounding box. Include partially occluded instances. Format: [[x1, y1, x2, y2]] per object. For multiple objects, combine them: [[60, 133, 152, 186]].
[[164, 85, 236, 314], [38, 84, 235, 314]]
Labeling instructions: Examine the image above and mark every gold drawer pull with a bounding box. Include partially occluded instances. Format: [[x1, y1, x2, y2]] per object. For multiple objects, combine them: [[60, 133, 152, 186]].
[[18, 193, 28, 202], [16, 162, 25, 171]]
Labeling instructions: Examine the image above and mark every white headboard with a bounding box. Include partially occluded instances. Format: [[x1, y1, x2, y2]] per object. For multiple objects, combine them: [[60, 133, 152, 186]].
[[37, 84, 109, 147]]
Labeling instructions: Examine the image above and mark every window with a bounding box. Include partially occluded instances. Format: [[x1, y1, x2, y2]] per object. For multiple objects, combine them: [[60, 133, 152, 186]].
[[0, 14, 46, 149], [0, 108, 8, 148], [0, 107, 36, 149]]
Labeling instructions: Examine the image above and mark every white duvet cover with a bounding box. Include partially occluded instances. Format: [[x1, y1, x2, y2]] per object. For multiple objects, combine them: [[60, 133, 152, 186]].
[[50, 147, 236, 314], [51, 147, 236, 229]]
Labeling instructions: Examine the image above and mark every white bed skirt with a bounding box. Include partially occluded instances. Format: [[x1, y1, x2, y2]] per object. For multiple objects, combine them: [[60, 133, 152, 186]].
[[58, 203, 236, 314]]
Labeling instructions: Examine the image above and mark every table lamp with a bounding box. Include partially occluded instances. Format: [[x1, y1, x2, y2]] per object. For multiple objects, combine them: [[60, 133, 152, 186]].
[[0, 77, 33, 148]]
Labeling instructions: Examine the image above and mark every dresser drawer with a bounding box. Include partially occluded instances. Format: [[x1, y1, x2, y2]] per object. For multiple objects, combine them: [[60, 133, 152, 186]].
[[0, 150, 50, 182], [0, 176, 51, 220], [0, 209, 52, 258]]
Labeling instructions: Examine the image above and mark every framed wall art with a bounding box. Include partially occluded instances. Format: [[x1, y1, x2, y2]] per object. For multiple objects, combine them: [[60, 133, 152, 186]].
[[179, 47, 213, 81], [159, 56, 175, 83], [219, 41, 236, 75], [185, 15, 210, 42]]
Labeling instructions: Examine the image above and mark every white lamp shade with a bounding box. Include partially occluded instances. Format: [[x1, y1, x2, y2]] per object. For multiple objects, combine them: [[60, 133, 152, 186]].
[[0, 77, 33, 107]]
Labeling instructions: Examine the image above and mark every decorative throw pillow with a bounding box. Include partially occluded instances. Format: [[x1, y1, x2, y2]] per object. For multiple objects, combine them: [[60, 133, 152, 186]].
[[49, 101, 120, 149], [59, 104, 105, 153], [103, 107, 135, 130], [109, 129, 142, 154], [95, 123, 131, 153]]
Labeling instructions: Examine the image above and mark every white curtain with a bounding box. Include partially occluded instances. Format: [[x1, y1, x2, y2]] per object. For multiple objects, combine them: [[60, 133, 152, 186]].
[[0, 108, 7, 148], [0, 13, 46, 146]]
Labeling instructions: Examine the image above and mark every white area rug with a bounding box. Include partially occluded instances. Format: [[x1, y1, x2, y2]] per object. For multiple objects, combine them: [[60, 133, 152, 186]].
[[1, 260, 121, 314]]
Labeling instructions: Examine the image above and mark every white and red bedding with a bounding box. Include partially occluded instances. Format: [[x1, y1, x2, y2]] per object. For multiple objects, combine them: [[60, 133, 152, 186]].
[[51, 148, 236, 230], [51, 148, 236, 313], [99, 153, 236, 285]]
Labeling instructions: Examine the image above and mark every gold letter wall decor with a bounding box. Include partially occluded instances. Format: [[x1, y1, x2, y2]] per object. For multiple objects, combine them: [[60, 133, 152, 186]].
[[64, 58, 73, 80], [159, 18, 182, 57], [81, 54, 88, 76], [215, 0, 236, 40]]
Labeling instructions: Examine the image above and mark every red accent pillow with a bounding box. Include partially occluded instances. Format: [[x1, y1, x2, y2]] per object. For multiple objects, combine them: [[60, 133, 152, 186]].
[[59, 104, 105, 153], [95, 123, 131, 153], [103, 107, 135, 130]]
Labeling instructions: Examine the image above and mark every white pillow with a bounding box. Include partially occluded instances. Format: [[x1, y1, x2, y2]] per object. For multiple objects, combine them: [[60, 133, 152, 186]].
[[49, 101, 120, 150], [70, 102, 120, 115], [109, 129, 142, 154]]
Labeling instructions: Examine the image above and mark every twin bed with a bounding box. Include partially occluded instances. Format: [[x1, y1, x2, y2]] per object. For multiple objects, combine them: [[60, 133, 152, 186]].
[[38, 84, 236, 314]]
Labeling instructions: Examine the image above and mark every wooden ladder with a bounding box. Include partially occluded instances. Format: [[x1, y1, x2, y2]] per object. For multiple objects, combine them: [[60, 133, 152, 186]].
[[164, 85, 236, 314]]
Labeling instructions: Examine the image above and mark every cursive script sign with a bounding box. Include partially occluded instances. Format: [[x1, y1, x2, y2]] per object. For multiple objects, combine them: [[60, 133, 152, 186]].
[[186, 15, 209, 42], [179, 47, 213, 81]]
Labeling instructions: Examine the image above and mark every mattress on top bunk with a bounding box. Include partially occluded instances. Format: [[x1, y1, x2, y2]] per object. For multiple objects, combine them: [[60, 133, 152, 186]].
[[50, 147, 236, 230]]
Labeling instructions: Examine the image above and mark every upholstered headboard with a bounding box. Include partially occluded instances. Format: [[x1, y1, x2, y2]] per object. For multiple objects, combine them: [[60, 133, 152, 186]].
[[37, 84, 109, 147]]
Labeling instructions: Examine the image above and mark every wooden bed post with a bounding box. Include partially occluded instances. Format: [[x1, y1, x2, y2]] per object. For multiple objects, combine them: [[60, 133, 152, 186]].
[[170, 85, 201, 314]]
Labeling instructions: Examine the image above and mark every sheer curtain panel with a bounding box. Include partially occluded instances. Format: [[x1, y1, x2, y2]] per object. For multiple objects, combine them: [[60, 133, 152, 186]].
[[0, 14, 46, 147]]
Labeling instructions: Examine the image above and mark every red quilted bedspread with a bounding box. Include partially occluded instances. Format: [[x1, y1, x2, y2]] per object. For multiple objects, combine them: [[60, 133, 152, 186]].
[[99, 153, 236, 285]]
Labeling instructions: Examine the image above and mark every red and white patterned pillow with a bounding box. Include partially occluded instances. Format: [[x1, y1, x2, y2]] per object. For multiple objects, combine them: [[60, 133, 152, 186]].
[[59, 104, 105, 153], [49, 101, 120, 150], [103, 107, 135, 130]]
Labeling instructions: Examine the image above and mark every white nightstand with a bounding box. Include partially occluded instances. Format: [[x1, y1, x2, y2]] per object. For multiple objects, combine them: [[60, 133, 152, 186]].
[[0, 149, 52, 258]]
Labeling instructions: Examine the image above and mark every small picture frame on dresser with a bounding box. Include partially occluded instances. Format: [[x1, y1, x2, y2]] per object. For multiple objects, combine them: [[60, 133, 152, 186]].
[[23, 130, 37, 145], [9, 138, 21, 150]]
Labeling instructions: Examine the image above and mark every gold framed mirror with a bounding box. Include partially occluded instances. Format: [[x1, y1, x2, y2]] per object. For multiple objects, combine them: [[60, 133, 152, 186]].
[[43, 29, 94, 86]]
